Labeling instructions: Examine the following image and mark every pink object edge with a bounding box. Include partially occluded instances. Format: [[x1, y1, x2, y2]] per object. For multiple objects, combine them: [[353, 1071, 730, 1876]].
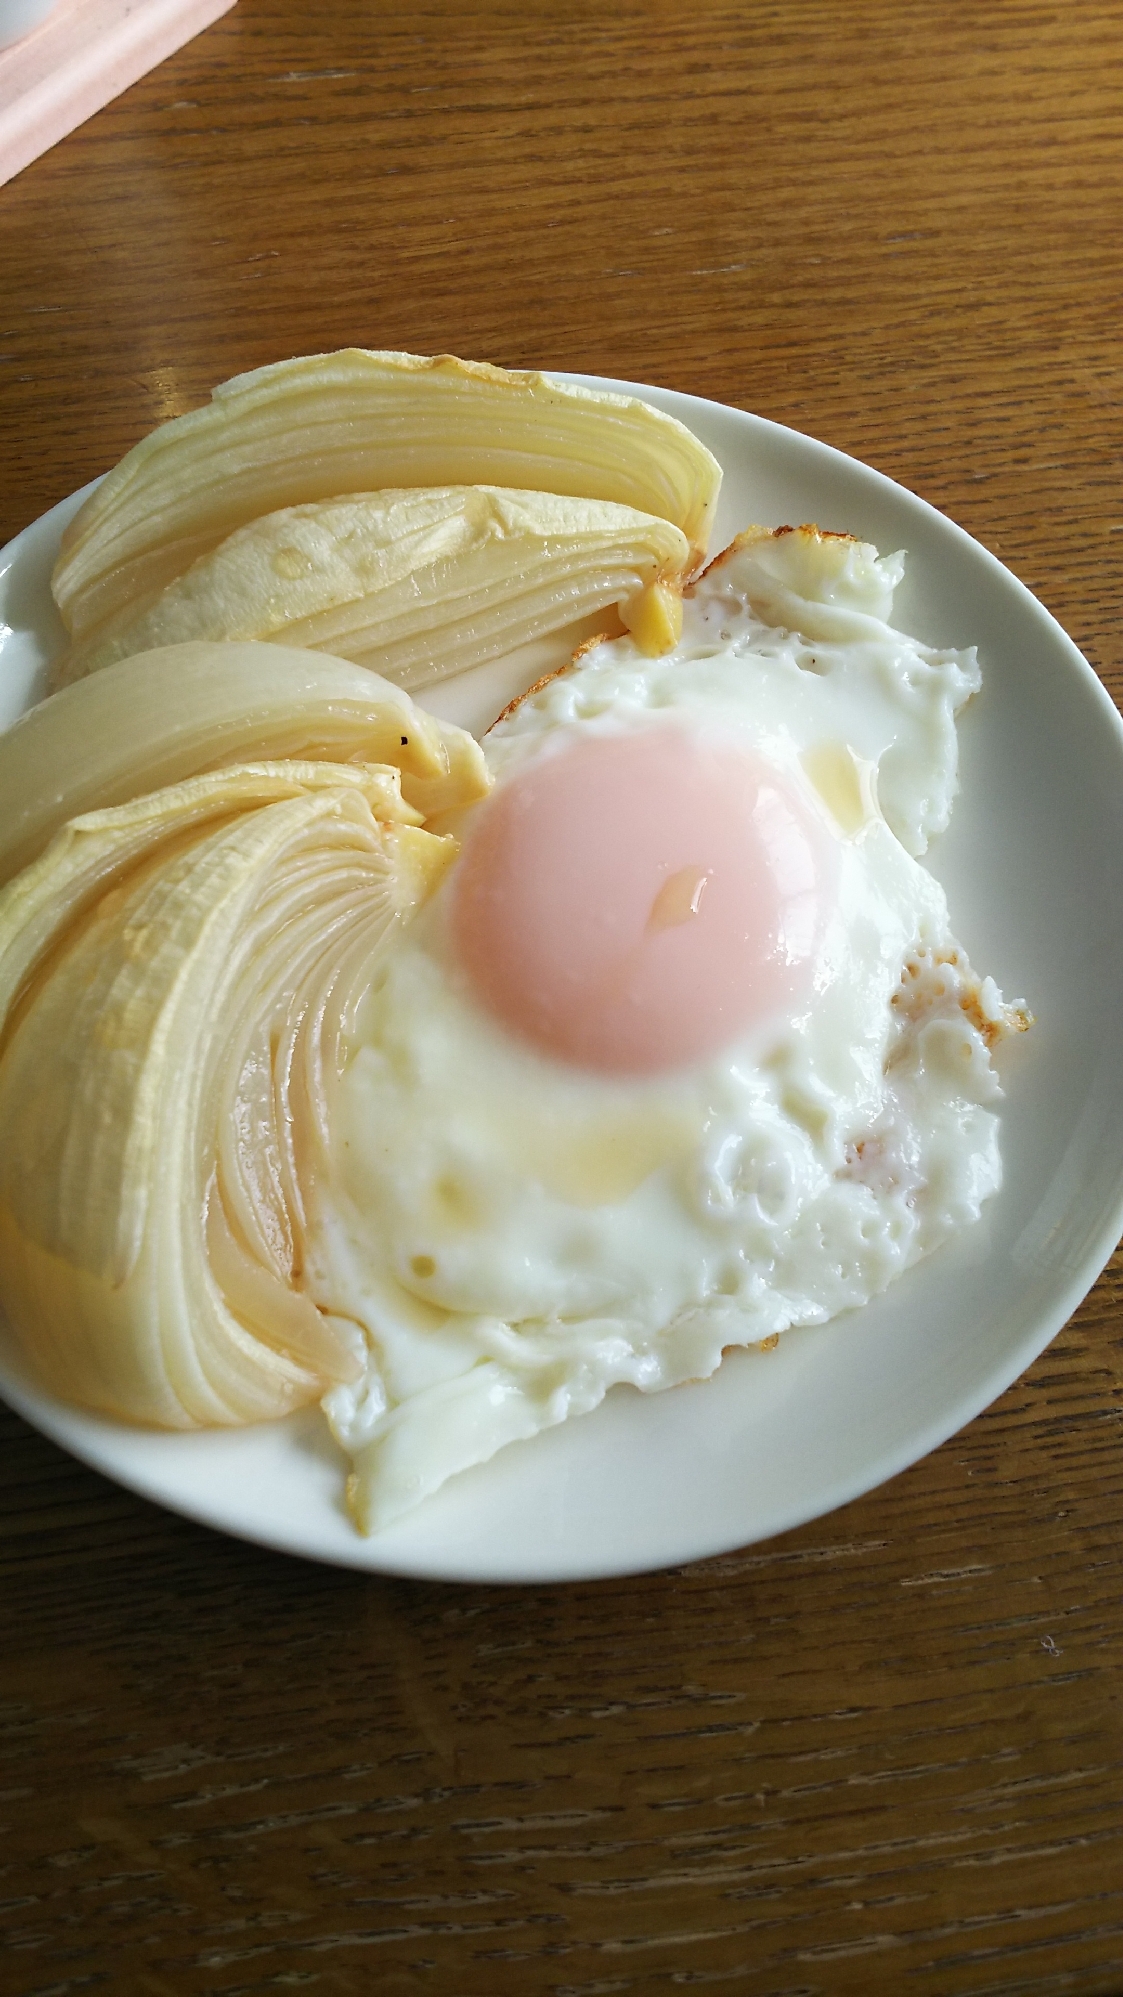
[[0, 0, 237, 188]]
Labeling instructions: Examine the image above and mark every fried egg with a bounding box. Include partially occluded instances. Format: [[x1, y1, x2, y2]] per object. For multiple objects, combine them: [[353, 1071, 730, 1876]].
[[310, 527, 1027, 1532]]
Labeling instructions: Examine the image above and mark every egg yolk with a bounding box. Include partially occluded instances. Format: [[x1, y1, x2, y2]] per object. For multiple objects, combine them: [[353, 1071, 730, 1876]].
[[450, 724, 835, 1075]]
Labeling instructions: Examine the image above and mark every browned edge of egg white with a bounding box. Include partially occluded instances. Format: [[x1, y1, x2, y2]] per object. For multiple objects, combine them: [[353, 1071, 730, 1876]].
[[485, 626, 621, 731], [485, 525, 854, 733], [696, 522, 860, 587], [893, 948, 1034, 1049]]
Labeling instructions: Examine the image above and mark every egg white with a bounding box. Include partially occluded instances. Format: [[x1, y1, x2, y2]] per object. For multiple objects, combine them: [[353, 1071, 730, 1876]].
[[309, 530, 1020, 1533]]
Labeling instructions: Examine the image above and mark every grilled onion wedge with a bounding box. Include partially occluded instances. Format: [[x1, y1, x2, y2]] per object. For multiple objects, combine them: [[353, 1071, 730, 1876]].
[[0, 639, 489, 887], [54, 486, 691, 691], [51, 350, 722, 646], [0, 764, 456, 1426]]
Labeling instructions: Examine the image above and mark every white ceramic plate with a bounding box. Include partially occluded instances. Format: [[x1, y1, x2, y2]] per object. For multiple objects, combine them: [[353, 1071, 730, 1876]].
[[2, 374, 1122, 1583]]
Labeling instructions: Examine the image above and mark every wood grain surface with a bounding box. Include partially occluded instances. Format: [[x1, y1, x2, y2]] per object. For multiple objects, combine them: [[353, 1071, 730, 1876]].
[[1, 3, 1122, 1992]]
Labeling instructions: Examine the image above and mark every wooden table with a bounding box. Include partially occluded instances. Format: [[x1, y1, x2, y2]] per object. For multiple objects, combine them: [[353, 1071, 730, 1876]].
[[2, 4, 1122, 1991]]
